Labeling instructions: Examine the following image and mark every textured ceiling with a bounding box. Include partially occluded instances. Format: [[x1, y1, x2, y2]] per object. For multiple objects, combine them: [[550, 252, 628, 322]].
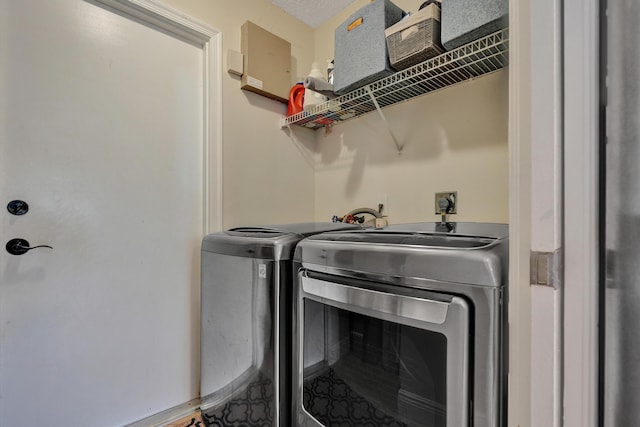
[[268, 0, 359, 28]]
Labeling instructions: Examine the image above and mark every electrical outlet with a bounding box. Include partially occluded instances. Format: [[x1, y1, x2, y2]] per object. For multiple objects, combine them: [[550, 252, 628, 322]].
[[375, 194, 389, 216], [434, 191, 458, 214]]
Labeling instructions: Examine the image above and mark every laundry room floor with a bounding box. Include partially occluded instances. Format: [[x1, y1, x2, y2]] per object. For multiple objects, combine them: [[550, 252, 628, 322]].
[[161, 412, 204, 427]]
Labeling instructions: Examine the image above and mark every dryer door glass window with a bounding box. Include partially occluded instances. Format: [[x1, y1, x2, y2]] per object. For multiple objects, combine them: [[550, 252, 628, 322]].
[[299, 277, 470, 427]]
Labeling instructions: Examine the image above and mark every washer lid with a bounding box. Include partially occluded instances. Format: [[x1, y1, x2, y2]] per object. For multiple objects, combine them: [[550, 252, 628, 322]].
[[201, 222, 360, 260], [296, 222, 508, 287], [302, 222, 507, 246], [377, 222, 508, 239], [224, 222, 360, 238], [309, 231, 498, 248]]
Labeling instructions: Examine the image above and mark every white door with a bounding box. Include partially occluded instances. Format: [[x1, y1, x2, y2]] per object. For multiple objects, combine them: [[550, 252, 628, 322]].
[[0, 1, 212, 425]]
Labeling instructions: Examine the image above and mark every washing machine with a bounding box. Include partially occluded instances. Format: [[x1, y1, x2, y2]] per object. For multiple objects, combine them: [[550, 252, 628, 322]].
[[292, 222, 508, 427], [199, 222, 359, 427]]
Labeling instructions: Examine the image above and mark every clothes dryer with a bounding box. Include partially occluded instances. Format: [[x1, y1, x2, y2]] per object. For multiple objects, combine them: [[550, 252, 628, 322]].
[[292, 222, 508, 427]]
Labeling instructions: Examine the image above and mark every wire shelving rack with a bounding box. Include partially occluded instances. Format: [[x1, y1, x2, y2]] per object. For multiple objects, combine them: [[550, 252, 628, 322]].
[[282, 28, 509, 136]]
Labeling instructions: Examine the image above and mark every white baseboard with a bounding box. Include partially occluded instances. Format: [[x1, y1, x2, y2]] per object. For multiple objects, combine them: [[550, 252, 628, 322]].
[[125, 398, 201, 427]]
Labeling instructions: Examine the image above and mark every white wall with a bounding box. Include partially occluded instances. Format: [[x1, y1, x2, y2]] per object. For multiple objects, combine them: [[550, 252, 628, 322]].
[[312, 71, 509, 223], [161, 0, 318, 228]]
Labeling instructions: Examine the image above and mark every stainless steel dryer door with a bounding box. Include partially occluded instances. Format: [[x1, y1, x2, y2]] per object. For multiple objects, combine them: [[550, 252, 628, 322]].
[[295, 274, 470, 427]]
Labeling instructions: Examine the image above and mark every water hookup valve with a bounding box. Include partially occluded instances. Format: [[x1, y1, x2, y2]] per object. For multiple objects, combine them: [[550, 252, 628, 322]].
[[435, 191, 457, 232]]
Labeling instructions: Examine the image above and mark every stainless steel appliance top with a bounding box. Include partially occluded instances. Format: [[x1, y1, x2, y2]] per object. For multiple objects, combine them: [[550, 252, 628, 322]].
[[201, 222, 360, 260], [295, 222, 509, 287]]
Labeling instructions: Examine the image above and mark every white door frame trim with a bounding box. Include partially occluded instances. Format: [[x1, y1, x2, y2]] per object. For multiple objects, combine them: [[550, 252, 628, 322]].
[[94, 0, 223, 233], [529, 0, 564, 426], [508, 0, 532, 425], [563, 0, 600, 425]]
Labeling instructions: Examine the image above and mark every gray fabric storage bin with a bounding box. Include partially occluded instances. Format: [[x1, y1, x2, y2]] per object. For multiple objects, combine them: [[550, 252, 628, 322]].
[[334, 0, 405, 94], [441, 0, 508, 51]]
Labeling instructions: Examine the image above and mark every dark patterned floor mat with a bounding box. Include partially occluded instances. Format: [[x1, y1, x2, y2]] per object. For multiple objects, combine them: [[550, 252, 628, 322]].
[[303, 368, 407, 427], [201, 373, 273, 427]]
